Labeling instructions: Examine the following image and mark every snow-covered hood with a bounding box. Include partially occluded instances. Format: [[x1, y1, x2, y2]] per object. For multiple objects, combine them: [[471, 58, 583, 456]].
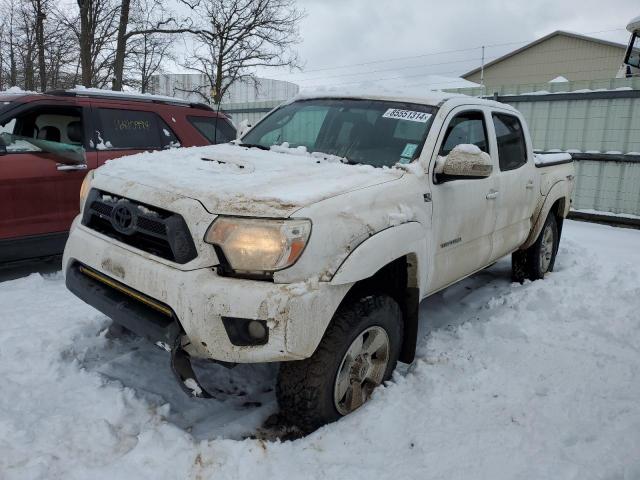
[[95, 144, 405, 217]]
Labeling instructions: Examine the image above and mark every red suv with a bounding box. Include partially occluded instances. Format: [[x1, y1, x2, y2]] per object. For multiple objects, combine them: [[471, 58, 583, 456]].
[[0, 89, 236, 263]]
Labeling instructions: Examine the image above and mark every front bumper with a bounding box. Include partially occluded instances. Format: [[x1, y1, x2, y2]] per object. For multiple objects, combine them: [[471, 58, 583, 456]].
[[63, 220, 350, 363]]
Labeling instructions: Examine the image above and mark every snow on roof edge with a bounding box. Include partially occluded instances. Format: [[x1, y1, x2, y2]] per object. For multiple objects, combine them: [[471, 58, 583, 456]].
[[292, 84, 468, 106], [65, 86, 196, 105]]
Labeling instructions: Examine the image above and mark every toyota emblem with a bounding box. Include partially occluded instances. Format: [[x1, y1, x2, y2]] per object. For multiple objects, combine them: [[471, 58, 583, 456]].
[[111, 204, 136, 234]]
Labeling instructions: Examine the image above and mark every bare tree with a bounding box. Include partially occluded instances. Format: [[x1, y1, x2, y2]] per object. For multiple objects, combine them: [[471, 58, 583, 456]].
[[111, 0, 195, 91], [127, 32, 174, 93], [181, 0, 303, 105], [0, 0, 103, 91], [46, 7, 82, 89], [71, 0, 120, 87], [32, 0, 47, 92]]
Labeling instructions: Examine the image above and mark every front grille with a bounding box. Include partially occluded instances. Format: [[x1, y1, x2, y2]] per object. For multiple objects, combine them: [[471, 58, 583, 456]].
[[82, 189, 198, 264]]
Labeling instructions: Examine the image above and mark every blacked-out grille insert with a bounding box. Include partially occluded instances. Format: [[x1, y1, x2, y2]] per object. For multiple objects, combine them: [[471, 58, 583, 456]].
[[82, 189, 198, 264]]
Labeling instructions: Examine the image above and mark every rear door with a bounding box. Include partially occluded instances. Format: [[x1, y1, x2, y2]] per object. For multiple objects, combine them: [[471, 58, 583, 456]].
[[428, 107, 499, 293], [489, 111, 538, 260], [0, 100, 97, 244], [91, 105, 181, 165]]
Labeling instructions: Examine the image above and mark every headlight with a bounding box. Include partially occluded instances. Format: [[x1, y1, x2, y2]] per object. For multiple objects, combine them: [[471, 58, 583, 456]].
[[79, 170, 94, 211], [205, 217, 311, 274]]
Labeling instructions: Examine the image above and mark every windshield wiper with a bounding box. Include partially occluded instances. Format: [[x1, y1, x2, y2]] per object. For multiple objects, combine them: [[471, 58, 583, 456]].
[[239, 142, 270, 151]]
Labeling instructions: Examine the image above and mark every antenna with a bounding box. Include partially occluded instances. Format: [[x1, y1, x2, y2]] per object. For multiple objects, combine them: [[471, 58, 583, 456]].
[[480, 45, 486, 98]]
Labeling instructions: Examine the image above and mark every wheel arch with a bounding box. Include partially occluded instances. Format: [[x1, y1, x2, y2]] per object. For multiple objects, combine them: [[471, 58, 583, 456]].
[[521, 183, 569, 250], [331, 253, 421, 364], [329, 222, 426, 364]]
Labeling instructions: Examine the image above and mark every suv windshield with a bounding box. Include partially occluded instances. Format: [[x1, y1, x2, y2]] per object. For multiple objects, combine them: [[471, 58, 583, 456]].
[[241, 98, 437, 168]]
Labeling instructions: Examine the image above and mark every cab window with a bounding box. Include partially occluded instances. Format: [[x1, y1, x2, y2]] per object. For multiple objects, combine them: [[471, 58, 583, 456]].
[[492, 113, 527, 171], [439, 111, 489, 156]]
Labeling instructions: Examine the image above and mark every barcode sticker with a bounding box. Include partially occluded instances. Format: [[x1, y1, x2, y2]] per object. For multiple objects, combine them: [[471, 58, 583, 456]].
[[382, 109, 432, 123]]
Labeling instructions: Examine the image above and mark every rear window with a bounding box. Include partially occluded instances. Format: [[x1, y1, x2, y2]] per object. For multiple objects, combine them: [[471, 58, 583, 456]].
[[492, 113, 527, 171], [188, 116, 236, 144], [95, 108, 179, 150]]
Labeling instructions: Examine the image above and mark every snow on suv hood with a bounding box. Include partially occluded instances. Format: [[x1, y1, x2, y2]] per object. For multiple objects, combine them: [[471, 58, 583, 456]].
[[96, 144, 404, 217]]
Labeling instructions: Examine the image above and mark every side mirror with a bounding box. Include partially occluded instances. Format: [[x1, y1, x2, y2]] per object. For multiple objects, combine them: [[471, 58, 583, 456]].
[[236, 119, 253, 139], [435, 145, 493, 179]]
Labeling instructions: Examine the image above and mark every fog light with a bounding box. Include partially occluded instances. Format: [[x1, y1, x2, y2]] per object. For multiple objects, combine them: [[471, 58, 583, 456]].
[[221, 317, 269, 346], [247, 320, 267, 340]]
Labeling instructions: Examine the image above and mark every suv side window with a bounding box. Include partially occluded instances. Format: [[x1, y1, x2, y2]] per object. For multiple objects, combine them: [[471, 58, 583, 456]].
[[95, 108, 178, 150], [188, 116, 236, 144], [492, 113, 527, 171], [439, 111, 489, 156], [0, 105, 85, 156]]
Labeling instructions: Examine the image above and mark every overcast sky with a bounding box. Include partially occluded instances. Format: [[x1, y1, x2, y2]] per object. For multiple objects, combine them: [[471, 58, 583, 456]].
[[252, 0, 639, 90]]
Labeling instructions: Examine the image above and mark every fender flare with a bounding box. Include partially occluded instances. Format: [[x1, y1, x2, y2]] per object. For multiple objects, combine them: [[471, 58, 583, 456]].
[[330, 222, 427, 364], [521, 181, 569, 250], [330, 222, 427, 286]]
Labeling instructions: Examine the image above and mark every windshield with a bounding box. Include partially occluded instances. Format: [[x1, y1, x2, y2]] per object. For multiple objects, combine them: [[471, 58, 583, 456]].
[[241, 98, 437, 168]]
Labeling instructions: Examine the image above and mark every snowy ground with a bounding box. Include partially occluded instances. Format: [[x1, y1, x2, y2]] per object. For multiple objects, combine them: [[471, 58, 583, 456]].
[[1, 220, 639, 480]]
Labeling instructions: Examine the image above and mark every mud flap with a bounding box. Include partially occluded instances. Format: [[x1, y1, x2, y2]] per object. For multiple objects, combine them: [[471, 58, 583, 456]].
[[511, 250, 528, 284], [170, 336, 214, 399]]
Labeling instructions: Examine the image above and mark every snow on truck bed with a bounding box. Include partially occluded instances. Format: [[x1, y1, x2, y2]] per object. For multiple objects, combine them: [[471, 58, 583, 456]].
[[534, 152, 572, 166], [1, 220, 640, 479]]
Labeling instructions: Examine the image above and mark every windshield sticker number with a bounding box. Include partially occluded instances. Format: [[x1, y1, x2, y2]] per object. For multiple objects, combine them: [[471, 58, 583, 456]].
[[401, 143, 419, 159], [382, 109, 431, 123]]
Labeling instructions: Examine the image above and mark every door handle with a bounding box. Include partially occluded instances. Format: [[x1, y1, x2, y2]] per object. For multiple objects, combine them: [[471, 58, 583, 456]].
[[486, 190, 499, 200], [57, 163, 88, 172], [526, 180, 535, 189]]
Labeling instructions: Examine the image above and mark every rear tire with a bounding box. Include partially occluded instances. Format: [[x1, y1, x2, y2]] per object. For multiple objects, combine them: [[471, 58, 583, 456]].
[[277, 295, 403, 433], [512, 213, 559, 282]]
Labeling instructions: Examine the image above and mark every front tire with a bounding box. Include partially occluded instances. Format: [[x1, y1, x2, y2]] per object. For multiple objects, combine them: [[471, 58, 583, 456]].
[[277, 295, 403, 433]]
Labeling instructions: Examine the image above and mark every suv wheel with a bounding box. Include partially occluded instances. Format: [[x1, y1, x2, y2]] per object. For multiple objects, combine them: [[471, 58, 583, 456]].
[[277, 295, 403, 432]]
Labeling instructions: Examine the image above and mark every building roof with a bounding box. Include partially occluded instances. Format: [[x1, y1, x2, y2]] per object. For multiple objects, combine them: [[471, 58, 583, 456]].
[[462, 31, 628, 78]]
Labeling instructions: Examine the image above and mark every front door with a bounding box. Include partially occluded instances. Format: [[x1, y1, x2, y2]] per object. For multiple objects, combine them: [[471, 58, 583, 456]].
[[0, 102, 97, 243], [428, 108, 499, 293]]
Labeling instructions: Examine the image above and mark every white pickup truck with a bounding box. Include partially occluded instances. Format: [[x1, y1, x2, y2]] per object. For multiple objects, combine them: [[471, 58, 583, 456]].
[[63, 91, 574, 432]]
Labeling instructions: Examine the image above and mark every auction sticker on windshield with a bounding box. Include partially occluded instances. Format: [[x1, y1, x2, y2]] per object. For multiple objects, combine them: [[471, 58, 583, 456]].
[[382, 109, 432, 123]]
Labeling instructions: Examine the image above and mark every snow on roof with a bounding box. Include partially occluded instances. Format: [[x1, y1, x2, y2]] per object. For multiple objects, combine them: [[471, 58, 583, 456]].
[[628, 15, 640, 33], [0, 86, 40, 97], [292, 82, 468, 107], [549, 76, 569, 83], [65, 86, 195, 105], [500, 86, 634, 97]]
